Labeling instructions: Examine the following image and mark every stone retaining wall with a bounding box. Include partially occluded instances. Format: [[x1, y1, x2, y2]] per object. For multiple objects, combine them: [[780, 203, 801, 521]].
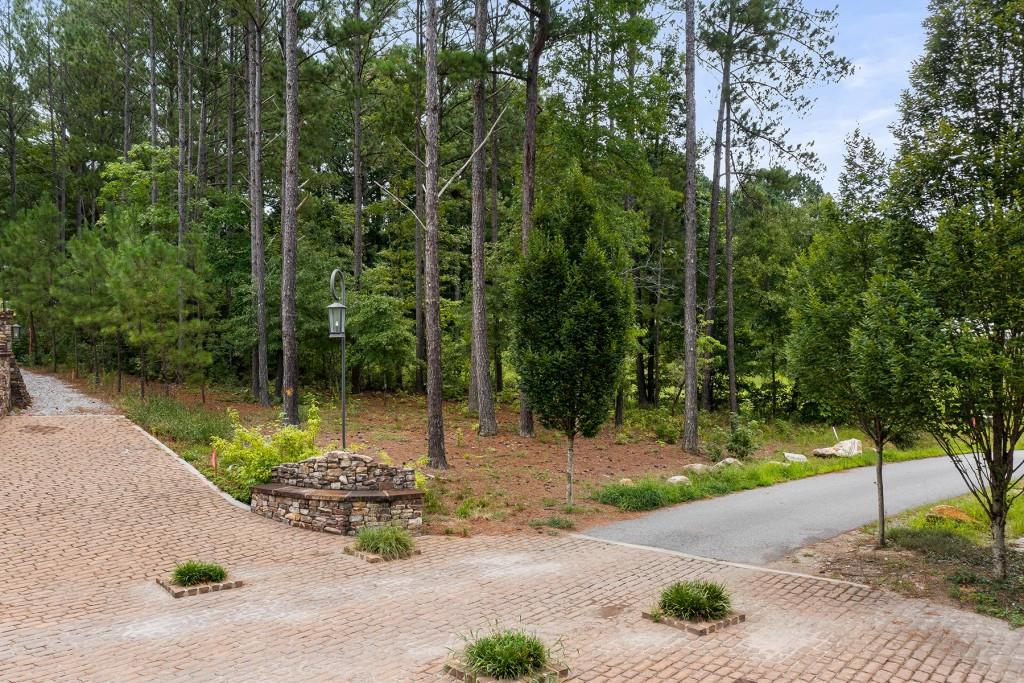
[[251, 451, 423, 536], [0, 311, 28, 419], [270, 451, 416, 490]]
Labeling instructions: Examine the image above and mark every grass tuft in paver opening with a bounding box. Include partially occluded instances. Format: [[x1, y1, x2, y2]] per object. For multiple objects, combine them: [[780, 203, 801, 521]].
[[345, 526, 417, 562], [445, 629, 568, 682], [172, 560, 227, 586], [156, 560, 241, 598], [643, 579, 745, 636]]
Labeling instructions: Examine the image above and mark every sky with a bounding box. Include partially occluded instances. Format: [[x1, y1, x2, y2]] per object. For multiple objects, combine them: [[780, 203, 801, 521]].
[[696, 0, 930, 193]]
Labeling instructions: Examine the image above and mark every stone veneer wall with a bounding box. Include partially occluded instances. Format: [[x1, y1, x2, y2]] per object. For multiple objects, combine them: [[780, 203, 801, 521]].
[[250, 451, 423, 536]]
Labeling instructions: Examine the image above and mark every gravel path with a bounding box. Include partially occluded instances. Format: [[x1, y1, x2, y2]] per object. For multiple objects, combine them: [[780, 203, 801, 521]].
[[16, 369, 115, 416]]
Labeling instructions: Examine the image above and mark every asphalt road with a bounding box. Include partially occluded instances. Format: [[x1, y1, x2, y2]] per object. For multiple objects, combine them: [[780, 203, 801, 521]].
[[583, 455, 983, 565]]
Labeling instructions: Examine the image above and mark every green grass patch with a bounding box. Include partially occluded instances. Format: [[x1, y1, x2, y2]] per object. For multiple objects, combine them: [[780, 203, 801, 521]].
[[171, 560, 227, 586], [881, 493, 1024, 627], [354, 526, 415, 560], [659, 580, 731, 621], [122, 395, 233, 446], [529, 516, 575, 530], [462, 629, 549, 680], [595, 448, 944, 512]]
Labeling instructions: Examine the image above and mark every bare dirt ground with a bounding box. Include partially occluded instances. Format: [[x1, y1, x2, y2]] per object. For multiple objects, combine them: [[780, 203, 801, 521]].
[[769, 528, 985, 611], [31, 368, 709, 534]]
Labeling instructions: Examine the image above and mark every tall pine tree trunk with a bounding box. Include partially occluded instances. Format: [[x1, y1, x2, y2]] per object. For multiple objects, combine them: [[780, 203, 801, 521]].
[[149, 12, 158, 203], [226, 23, 235, 192], [246, 12, 270, 407], [413, 0, 426, 394], [352, 0, 365, 283], [681, 0, 699, 452], [518, 0, 550, 438], [701, 62, 730, 410], [471, 0, 497, 436], [724, 99, 737, 413], [280, 0, 300, 423], [176, 0, 188, 373], [423, 0, 447, 468], [122, 2, 132, 158]]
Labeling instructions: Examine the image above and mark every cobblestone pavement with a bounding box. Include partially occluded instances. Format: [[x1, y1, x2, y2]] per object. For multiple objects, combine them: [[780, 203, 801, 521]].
[[3, 414, 1024, 682], [16, 370, 114, 415]]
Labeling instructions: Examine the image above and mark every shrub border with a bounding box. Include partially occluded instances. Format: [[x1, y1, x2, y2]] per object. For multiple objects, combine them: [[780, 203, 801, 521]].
[[156, 576, 244, 599], [642, 609, 745, 636]]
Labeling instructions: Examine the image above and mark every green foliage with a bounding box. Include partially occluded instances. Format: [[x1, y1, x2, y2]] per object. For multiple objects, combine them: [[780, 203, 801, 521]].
[[529, 516, 575, 530], [595, 447, 942, 512], [659, 580, 731, 621], [121, 396, 233, 445], [512, 169, 632, 442], [171, 560, 227, 587], [455, 496, 490, 519], [354, 526, 415, 560], [705, 414, 761, 460], [347, 270, 416, 390], [623, 407, 682, 444], [462, 630, 549, 680], [210, 404, 322, 492], [883, 493, 1024, 627]]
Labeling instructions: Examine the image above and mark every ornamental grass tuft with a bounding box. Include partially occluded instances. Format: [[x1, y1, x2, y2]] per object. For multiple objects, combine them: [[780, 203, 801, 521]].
[[354, 526, 415, 560], [462, 629, 549, 680], [171, 560, 227, 587], [659, 579, 731, 621]]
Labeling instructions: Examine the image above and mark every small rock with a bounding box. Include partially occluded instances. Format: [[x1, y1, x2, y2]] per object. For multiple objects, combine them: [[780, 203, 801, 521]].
[[783, 452, 808, 463], [926, 505, 976, 525], [681, 463, 709, 474], [618, 478, 634, 486], [667, 475, 691, 485], [713, 457, 740, 469]]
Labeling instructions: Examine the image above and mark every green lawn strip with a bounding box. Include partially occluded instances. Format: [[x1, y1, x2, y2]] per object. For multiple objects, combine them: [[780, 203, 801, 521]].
[[594, 448, 945, 512], [876, 493, 1024, 627]]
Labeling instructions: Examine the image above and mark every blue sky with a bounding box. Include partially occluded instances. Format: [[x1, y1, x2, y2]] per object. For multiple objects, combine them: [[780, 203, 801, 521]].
[[697, 0, 930, 193]]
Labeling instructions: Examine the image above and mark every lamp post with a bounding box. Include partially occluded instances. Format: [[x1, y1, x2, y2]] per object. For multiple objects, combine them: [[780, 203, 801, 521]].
[[327, 269, 347, 450], [11, 323, 21, 342]]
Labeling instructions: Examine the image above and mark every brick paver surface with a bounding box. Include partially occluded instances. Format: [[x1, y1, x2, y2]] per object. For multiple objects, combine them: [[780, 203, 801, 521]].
[[3, 414, 1024, 682]]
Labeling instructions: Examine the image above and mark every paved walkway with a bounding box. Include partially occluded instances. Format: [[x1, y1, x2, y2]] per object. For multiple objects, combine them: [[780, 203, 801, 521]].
[[3, 412, 1024, 681], [584, 456, 989, 564]]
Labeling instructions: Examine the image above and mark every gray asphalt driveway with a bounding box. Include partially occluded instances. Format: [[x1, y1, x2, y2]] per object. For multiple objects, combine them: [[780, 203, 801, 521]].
[[582, 455, 987, 565]]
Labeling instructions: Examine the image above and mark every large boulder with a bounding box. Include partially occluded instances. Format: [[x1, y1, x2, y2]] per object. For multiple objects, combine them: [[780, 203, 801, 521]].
[[812, 438, 862, 457], [667, 475, 691, 485], [681, 463, 710, 474], [783, 452, 808, 463], [713, 457, 741, 470]]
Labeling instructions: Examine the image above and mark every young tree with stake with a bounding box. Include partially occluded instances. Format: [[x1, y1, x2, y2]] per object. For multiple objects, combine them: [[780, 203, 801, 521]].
[[511, 170, 632, 505]]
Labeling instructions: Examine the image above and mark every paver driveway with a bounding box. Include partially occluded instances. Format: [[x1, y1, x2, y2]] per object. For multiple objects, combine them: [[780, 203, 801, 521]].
[[3, 413, 1024, 682]]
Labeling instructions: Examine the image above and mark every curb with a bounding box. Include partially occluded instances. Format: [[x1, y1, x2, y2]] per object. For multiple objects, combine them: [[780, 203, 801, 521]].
[[572, 533, 870, 589], [132, 422, 251, 512]]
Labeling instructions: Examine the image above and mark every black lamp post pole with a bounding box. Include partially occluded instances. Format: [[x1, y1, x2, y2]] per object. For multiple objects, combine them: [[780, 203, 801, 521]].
[[340, 327, 346, 450]]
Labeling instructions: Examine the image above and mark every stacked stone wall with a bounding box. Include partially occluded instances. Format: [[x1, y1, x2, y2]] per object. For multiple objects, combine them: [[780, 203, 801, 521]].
[[251, 451, 423, 536]]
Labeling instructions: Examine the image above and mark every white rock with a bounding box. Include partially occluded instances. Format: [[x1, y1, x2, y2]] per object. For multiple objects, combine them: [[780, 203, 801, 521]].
[[618, 478, 634, 486], [666, 475, 691, 485], [812, 438, 863, 457], [783, 452, 808, 463], [681, 463, 709, 474], [713, 457, 741, 469]]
